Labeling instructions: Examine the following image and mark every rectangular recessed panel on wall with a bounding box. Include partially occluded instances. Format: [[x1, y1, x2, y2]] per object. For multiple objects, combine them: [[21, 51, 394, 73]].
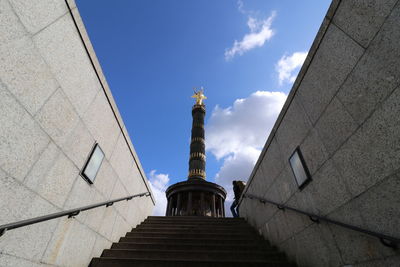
[[289, 147, 311, 189], [81, 143, 104, 184]]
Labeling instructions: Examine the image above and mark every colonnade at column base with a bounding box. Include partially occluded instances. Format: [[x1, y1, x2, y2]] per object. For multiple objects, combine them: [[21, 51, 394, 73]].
[[165, 179, 227, 217]]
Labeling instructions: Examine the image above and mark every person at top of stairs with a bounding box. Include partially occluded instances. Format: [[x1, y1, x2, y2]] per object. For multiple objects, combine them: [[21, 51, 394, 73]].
[[230, 180, 246, 218]]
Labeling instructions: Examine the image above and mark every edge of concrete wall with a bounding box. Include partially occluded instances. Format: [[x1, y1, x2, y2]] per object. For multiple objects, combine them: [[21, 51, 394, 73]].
[[239, 0, 341, 206], [65, 0, 155, 205]]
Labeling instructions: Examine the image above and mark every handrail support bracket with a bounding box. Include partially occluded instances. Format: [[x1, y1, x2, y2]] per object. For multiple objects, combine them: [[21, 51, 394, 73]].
[[0, 228, 6, 237], [309, 215, 320, 223], [68, 211, 80, 218], [380, 238, 398, 249]]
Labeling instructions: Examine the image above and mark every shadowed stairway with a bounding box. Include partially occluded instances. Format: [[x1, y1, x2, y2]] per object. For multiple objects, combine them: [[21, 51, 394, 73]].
[[89, 216, 296, 267]]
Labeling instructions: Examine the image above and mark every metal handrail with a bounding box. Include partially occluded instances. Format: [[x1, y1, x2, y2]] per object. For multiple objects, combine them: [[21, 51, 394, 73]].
[[243, 193, 399, 249], [0, 192, 150, 237]]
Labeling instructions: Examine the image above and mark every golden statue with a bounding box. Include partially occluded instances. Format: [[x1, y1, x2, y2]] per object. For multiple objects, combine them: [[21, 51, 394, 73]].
[[191, 87, 207, 105]]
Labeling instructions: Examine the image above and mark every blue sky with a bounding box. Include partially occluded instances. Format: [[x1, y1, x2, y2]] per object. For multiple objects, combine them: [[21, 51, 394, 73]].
[[76, 0, 331, 215]]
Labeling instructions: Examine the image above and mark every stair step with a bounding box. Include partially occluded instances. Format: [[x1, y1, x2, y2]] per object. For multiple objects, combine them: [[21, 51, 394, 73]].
[[143, 219, 246, 224], [137, 223, 252, 228], [147, 216, 245, 221], [140, 222, 248, 227], [137, 224, 250, 228], [125, 231, 259, 239], [101, 249, 285, 261], [145, 218, 245, 222], [91, 216, 296, 267], [132, 227, 256, 234], [136, 224, 250, 230], [90, 257, 296, 267], [111, 242, 275, 252], [119, 236, 266, 245]]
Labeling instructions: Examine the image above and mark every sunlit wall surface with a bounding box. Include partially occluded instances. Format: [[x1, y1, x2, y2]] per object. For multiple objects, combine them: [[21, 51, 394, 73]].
[[240, 1, 400, 266], [0, 1, 154, 266]]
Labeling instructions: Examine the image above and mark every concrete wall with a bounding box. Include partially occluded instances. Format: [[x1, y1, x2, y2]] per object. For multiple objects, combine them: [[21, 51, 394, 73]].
[[239, 0, 400, 266], [0, 0, 155, 266]]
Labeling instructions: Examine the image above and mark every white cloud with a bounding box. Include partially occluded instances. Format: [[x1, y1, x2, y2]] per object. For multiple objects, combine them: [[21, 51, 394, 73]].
[[237, 0, 245, 14], [206, 91, 287, 216], [276, 51, 307, 85], [206, 91, 287, 159], [225, 11, 276, 61], [148, 170, 170, 216]]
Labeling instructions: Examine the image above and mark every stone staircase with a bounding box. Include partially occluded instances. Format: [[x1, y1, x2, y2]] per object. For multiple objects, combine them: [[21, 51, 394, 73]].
[[89, 216, 296, 267]]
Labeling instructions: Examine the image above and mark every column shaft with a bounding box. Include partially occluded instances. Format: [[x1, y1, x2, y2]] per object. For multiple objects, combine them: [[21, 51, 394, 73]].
[[211, 194, 216, 217], [176, 193, 182, 216], [187, 192, 192, 216], [216, 196, 220, 217], [188, 105, 206, 180], [166, 197, 172, 216], [200, 192, 205, 216], [172, 194, 177, 216], [219, 196, 223, 217], [222, 198, 225, 217]]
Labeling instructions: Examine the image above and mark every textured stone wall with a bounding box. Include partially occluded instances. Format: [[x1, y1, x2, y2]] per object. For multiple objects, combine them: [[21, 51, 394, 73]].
[[239, 0, 400, 266], [0, 0, 154, 266]]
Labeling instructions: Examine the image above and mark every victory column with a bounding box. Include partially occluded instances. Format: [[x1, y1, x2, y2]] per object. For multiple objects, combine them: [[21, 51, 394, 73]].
[[165, 88, 226, 217]]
